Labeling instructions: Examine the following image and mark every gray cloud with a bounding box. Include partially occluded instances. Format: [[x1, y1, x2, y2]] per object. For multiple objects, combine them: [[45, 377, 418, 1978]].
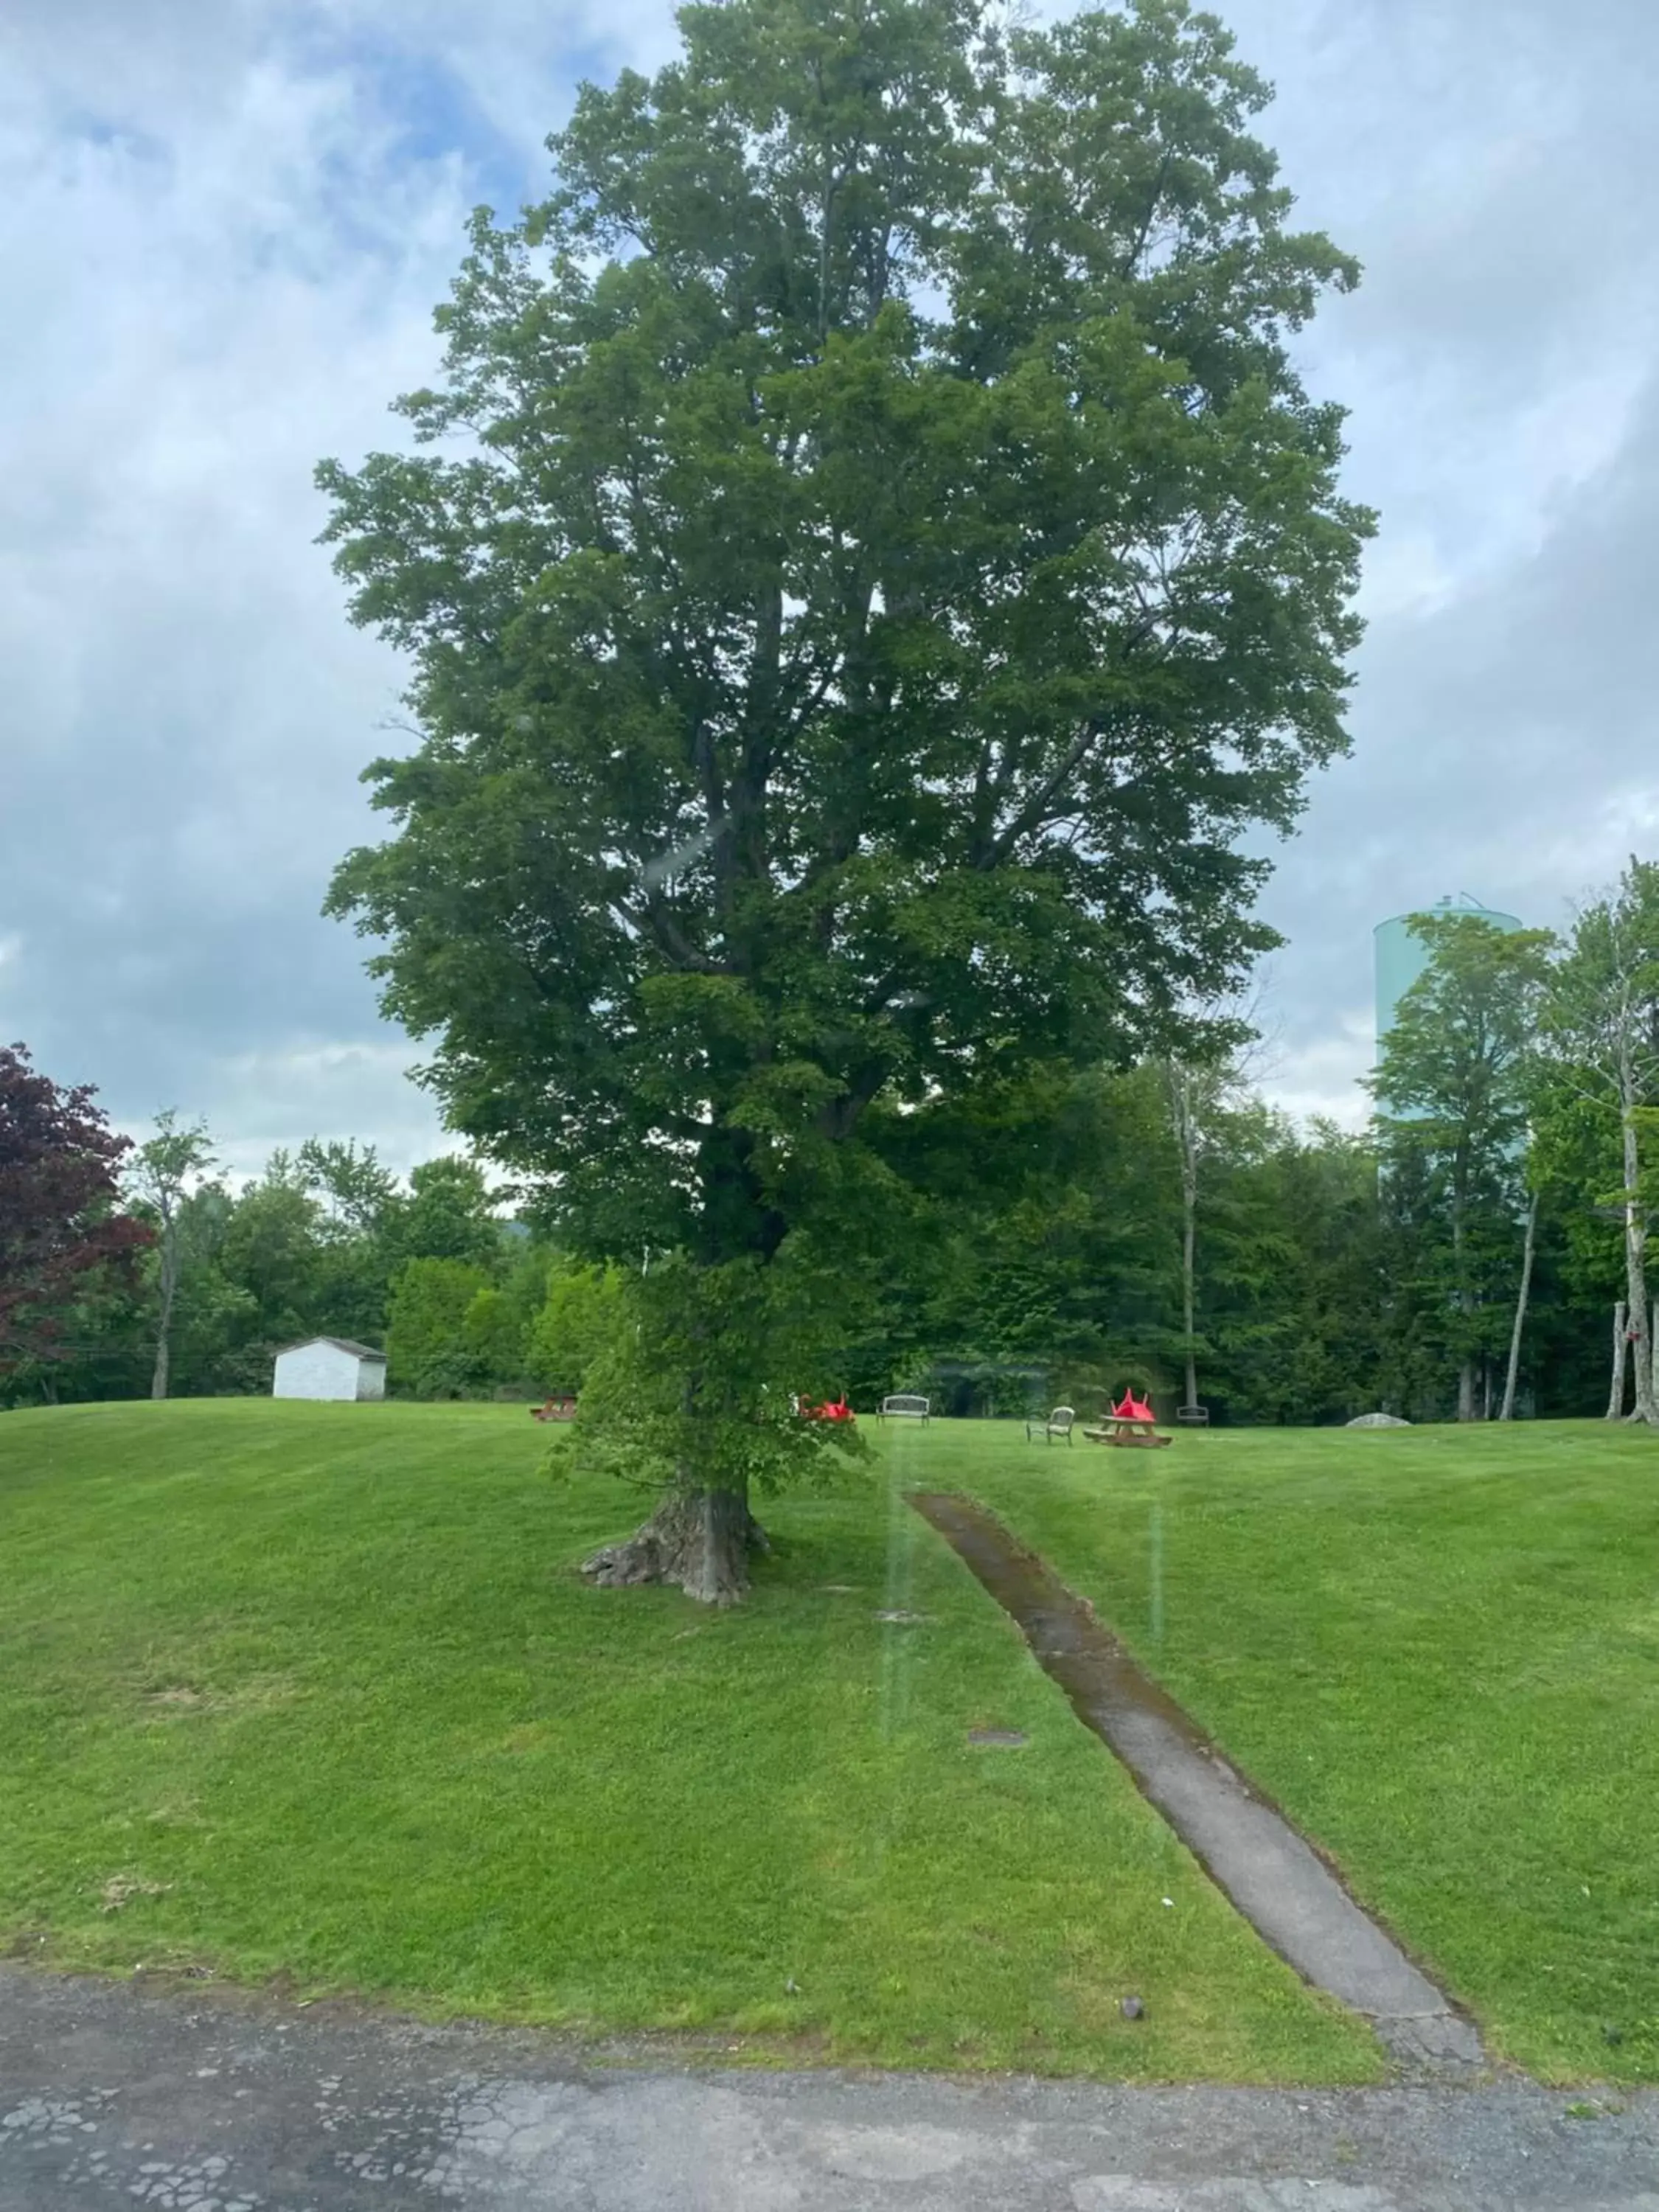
[[1213, 0, 1659, 1119], [1, 0, 1655, 1162]]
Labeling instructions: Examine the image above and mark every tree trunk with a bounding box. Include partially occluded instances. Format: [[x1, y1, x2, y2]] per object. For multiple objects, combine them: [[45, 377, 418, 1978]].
[[1456, 1357, 1476, 1423], [150, 1220, 178, 1402], [1608, 1301, 1628, 1421], [1620, 1093, 1658, 1425], [582, 1481, 770, 1605], [150, 1324, 171, 1401], [1498, 1189, 1538, 1422], [1450, 1180, 1477, 1421], [1168, 1060, 1200, 1411]]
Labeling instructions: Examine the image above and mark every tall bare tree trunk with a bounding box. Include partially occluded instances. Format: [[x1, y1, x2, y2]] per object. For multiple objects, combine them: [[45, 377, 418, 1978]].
[[1181, 1192, 1198, 1411], [1450, 1178, 1478, 1421], [1453, 1343, 1476, 1418], [1608, 1301, 1628, 1420], [150, 1211, 178, 1401], [1498, 1189, 1538, 1422], [1164, 1059, 1202, 1411], [1620, 1127, 1656, 1424], [1620, 1082, 1658, 1425]]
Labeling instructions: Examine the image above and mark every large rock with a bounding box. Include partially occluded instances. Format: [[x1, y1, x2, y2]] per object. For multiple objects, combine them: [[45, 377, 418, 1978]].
[[1346, 1411, 1412, 1428]]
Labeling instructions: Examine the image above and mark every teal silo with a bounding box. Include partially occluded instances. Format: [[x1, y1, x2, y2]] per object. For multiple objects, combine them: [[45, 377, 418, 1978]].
[[1374, 894, 1523, 1082]]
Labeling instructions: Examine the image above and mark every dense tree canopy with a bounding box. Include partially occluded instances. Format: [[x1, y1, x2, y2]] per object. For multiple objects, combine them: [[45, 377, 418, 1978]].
[[2, 1063, 1631, 1430], [0, 1043, 150, 1381], [317, 0, 1373, 1596], [1536, 860, 1659, 1425], [1371, 915, 1552, 1422], [127, 1109, 217, 1400], [0, 1139, 519, 1409], [386, 1257, 497, 1398]]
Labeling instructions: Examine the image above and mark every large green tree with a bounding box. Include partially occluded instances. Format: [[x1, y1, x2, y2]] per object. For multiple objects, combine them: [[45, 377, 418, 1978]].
[[127, 1110, 217, 1400], [381, 1155, 506, 1275], [0, 1043, 150, 1391], [1158, 1012, 1258, 1417], [215, 1155, 327, 1350], [386, 1257, 498, 1398], [1537, 860, 1659, 1427], [1371, 914, 1553, 1421], [861, 1060, 1184, 1413], [1228, 1116, 1386, 1425], [318, 0, 1371, 1596], [297, 1138, 408, 1347], [529, 1258, 627, 1396]]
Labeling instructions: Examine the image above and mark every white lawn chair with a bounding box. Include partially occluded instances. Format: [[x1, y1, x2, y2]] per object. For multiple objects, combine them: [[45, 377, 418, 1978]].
[[1026, 1405, 1075, 1444]]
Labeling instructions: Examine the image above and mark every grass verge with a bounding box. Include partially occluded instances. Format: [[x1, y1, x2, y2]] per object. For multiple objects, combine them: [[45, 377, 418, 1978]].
[[946, 1415, 1659, 2083], [0, 1399, 1377, 2081]]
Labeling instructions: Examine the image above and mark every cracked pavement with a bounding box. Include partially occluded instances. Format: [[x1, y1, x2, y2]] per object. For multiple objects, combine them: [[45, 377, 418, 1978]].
[[4, 1966, 1659, 2209]]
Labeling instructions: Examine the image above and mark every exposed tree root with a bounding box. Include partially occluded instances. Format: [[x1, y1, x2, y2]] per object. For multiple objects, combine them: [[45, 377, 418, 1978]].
[[581, 1487, 771, 1605]]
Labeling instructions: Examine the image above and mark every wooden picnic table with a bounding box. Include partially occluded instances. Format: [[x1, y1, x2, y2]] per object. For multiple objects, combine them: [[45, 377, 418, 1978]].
[[1082, 1413, 1172, 1449]]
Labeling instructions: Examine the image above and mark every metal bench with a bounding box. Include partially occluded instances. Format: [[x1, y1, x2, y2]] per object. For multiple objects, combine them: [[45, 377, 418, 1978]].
[[1026, 1405, 1075, 1444], [879, 1394, 931, 1422], [1175, 1405, 1210, 1426]]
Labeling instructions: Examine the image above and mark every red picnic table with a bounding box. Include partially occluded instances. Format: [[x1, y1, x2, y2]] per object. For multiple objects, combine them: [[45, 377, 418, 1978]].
[[1082, 1391, 1172, 1449]]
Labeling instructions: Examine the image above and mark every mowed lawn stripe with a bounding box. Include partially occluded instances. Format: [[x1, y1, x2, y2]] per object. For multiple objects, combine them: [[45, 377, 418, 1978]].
[[947, 1417, 1659, 2083], [0, 1400, 1377, 2081]]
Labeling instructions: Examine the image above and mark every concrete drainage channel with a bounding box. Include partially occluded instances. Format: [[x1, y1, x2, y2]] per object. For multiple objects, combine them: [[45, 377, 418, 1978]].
[[910, 1492, 1485, 2080]]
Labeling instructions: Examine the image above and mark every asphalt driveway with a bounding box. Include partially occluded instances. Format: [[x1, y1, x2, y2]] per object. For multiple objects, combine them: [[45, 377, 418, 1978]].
[[3, 1964, 1658, 2211]]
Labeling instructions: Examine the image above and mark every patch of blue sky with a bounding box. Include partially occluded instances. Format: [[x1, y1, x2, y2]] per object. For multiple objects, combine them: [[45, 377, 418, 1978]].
[[364, 46, 532, 200], [288, 21, 543, 210], [53, 111, 171, 170], [556, 35, 636, 105], [257, 48, 525, 281]]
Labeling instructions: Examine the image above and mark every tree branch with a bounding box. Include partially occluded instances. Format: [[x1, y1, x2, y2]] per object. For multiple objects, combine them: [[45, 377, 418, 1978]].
[[1120, 146, 1175, 282], [978, 718, 1106, 869], [611, 895, 728, 975]]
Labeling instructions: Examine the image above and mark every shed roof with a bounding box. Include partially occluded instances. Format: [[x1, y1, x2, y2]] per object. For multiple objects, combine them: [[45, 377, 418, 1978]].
[[273, 1335, 388, 1362]]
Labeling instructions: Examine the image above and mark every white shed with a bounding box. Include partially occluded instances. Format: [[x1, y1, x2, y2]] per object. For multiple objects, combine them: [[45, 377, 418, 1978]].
[[271, 1336, 388, 1402]]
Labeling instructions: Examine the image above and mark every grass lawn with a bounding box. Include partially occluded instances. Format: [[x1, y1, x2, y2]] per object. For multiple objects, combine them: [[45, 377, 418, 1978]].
[[945, 1416, 1659, 2084], [0, 1399, 1377, 2083]]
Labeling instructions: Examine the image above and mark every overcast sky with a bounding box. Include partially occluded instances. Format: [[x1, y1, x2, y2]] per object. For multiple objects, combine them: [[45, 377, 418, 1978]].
[[3, 0, 1655, 1178]]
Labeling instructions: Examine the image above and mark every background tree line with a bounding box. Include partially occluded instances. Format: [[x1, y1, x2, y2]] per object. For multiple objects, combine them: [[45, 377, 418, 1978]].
[[5, 855, 1656, 1425], [0, 1091, 626, 1411]]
